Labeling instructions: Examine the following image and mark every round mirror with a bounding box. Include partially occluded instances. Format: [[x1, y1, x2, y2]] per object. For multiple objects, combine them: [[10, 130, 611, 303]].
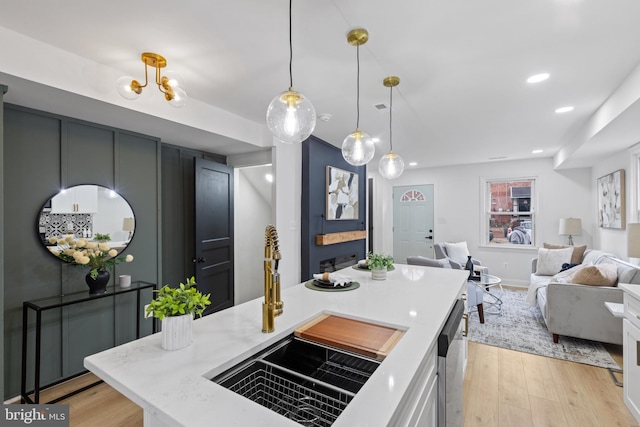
[[38, 185, 135, 261]]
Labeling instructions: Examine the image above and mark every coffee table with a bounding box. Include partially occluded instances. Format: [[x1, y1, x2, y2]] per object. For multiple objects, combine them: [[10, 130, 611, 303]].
[[469, 274, 503, 315]]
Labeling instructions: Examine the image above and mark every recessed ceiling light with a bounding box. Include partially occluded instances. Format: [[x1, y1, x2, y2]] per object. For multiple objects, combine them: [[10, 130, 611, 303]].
[[265, 173, 273, 183], [527, 73, 550, 83], [532, 149, 543, 154], [371, 137, 380, 143], [555, 106, 574, 113], [409, 162, 417, 166]]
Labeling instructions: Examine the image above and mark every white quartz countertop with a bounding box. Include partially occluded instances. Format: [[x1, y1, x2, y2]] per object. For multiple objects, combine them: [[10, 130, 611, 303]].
[[620, 283, 640, 300], [85, 264, 468, 427]]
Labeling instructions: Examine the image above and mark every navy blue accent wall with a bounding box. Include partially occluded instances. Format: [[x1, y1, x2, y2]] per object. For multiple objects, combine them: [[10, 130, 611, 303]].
[[301, 136, 366, 280]]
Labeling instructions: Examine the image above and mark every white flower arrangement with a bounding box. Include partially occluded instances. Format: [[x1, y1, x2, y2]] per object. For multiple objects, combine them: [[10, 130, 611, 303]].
[[48, 236, 134, 279]]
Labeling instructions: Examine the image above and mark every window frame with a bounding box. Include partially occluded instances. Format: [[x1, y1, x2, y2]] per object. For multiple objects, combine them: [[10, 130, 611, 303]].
[[481, 176, 537, 248]]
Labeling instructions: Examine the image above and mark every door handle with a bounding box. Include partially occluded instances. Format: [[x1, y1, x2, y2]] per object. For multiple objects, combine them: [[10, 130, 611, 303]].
[[462, 313, 469, 337], [192, 257, 206, 263], [425, 236, 433, 240]]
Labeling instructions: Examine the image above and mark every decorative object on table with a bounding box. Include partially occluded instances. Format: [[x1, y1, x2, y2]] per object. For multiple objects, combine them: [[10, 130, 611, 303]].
[[265, 0, 316, 144], [145, 276, 211, 350], [367, 252, 394, 280], [312, 272, 352, 287], [304, 280, 360, 292], [597, 169, 625, 229], [119, 274, 132, 288], [378, 76, 405, 180], [326, 166, 359, 220], [122, 217, 135, 240], [48, 235, 134, 294], [341, 28, 375, 166], [465, 255, 474, 279], [467, 288, 619, 370], [558, 217, 582, 245]]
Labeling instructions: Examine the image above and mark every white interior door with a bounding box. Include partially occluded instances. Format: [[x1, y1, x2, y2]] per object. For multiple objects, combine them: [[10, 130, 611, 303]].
[[393, 185, 435, 263]]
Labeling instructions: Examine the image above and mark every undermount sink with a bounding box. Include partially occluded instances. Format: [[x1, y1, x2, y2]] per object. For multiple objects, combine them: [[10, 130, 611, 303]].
[[211, 334, 380, 426]]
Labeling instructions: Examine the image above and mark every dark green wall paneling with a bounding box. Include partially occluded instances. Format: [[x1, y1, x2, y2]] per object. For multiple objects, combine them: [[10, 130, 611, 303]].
[[0, 84, 8, 399], [3, 105, 161, 400]]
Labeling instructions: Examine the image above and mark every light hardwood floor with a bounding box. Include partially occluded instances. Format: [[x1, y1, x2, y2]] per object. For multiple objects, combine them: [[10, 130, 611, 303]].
[[35, 342, 637, 427]]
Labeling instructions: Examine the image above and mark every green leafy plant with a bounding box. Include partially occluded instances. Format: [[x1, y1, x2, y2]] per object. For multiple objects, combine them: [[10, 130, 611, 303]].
[[146, 276, 211, 320], [367, 252, 394, 270], [93, 233, 111, 241]]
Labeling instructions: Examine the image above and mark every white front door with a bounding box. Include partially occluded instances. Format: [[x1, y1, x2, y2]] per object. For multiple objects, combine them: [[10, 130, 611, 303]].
[[393, 185, 435, 263]]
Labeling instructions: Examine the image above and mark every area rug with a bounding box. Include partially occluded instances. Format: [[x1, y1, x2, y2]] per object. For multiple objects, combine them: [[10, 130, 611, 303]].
[[467, 288, 620, 369]]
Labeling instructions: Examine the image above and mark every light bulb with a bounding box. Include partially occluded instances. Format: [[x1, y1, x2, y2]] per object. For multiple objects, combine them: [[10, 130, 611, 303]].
[[379, 151, 405, 179], [266, 89, 316, 144], [167, 86, 188, 108], [342, 129, 375, 166], [283, 103, 298, 136], [116, 76, 141, 100]]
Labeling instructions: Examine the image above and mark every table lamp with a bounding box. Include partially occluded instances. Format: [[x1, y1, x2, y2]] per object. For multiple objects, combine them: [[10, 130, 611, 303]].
[[559, 217, 582, 245], [122, 217, 135, 240], [627, 223, 640, 259]]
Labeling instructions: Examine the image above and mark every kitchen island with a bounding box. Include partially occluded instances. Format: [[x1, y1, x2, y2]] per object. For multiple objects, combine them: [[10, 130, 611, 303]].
[[85, 264, 468, 426]]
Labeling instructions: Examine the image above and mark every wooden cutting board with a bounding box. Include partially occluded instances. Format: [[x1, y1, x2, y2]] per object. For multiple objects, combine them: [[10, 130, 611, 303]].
[[294, 314, 405, 360]]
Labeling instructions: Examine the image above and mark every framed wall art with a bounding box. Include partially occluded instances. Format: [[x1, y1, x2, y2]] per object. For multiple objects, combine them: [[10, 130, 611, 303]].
[[326, 166, 359, 220], [597, 169, 625, 229]]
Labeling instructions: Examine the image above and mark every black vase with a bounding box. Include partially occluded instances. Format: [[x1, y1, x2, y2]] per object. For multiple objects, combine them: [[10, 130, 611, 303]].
[[85, 270, 110, 294], [465, 256, 474, 279]]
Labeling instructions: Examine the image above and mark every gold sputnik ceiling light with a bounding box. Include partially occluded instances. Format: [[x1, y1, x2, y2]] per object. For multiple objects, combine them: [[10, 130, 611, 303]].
[[341, 28, 375, 166], [116, 52, 187, 108], [378, 76, 405, 179]]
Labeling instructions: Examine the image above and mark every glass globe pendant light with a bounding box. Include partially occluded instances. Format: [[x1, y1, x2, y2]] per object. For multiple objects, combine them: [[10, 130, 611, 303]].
[[342, 28, 375, 166], [266, 0, 316, 144], [378, 76, 405, 179]]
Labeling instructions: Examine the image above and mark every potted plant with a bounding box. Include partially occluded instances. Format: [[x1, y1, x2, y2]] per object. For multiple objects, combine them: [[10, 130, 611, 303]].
[[367, 252, 394, 280], [145, 276, 211, 350]]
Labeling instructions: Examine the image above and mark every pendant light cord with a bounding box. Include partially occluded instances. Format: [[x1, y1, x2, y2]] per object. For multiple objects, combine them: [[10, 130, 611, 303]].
[[356, 44, 361, 129], [289, 0, 293, 88], [389, 86, 394, 151]]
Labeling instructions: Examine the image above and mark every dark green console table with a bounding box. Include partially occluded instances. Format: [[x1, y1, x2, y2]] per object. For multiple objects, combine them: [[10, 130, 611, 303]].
[[21, 281, 156, 404]]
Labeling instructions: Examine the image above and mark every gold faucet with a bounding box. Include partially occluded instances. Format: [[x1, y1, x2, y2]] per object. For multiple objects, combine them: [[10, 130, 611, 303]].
[[262, 225, 283, 333]]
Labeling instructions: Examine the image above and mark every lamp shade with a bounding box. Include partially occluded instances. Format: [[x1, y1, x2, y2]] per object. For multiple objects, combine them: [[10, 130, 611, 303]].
[[122, 217, 135, 232], [559, 218, 582, 236], [628, 223, 640, 258]]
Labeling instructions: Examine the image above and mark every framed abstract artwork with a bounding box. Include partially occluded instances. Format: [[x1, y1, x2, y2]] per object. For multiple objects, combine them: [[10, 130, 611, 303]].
[[326, 166, 359, 220], [597, 169, 625, 229]]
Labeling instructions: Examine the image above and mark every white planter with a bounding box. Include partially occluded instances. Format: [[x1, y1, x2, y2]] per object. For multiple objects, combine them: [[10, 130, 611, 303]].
[[371, 268, 387, 281], [161, 314, 193, 350]]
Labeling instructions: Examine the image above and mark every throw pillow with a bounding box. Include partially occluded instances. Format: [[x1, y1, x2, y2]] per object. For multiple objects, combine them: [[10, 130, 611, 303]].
[[550, 263, 588, 283], [543, 243, 587, 265], [535, 247, 574, 275], [444, 241, 470, 264], [571, 263, 618, 286]]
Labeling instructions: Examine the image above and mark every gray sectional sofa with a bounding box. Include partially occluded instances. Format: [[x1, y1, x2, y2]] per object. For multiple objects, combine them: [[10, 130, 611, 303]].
[[529, 249, 640, 345]]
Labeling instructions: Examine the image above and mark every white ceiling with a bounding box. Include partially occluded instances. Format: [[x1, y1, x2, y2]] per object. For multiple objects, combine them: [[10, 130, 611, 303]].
[[2, 0, 640, 170]]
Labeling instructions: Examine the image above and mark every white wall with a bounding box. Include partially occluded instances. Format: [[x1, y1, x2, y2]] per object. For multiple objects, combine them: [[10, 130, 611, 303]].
[[370, 158, 592, 287], [273, 140, 302, 288], [234, 167, 273, 305], [591, 149, 634, 257]]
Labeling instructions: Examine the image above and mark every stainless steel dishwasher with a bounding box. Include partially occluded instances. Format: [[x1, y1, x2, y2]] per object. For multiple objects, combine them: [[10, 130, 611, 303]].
[[437, 299, 465, 427]]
